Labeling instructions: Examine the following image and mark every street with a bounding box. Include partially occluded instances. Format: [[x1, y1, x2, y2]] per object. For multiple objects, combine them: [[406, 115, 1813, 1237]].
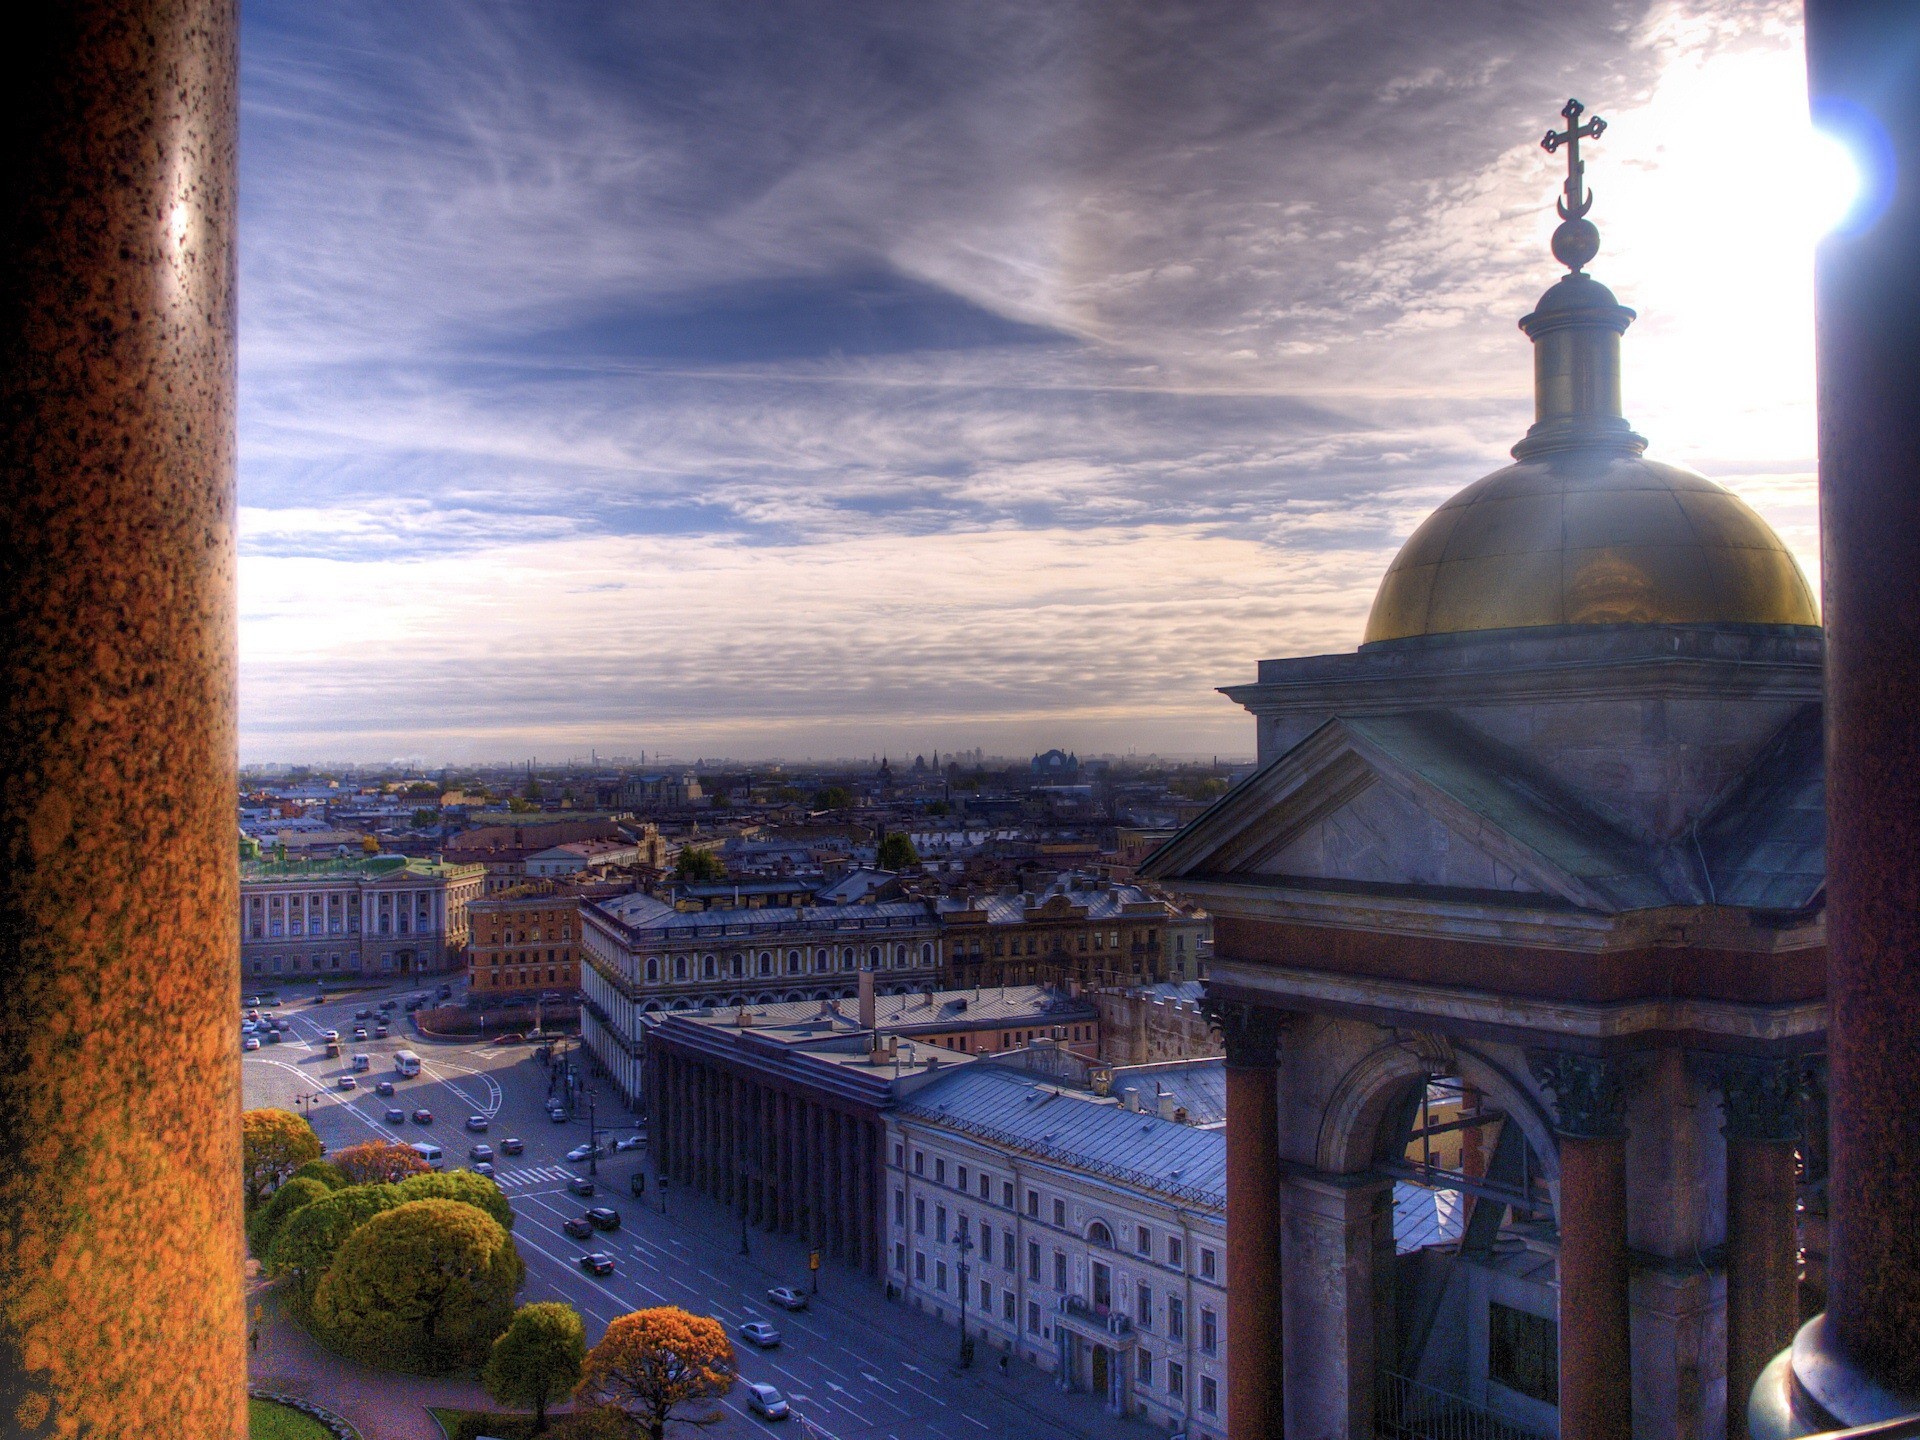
[[242, 978, 1161, 1440]]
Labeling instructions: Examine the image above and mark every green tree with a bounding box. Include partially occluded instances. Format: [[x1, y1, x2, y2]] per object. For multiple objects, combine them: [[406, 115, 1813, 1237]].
[[577, 1307, 736, 1440], [411, 807, 440, 828], [483, 1302, 586, 1432], [876, 833, 919, 871], [247, 1175, 332, 1257], [392, 1169, 516, 1232], [292, 1159, 347, 1190], [268, 1183, 404, 1307], [242, 1108, 322, 1211], [672, 847, 725, 883], [311, 1199, 525, 1374], [811, 785, 854, 811]]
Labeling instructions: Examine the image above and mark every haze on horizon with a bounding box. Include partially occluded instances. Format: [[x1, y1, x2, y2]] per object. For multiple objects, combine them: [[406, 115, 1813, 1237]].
[[240, 0, 1823, 766]]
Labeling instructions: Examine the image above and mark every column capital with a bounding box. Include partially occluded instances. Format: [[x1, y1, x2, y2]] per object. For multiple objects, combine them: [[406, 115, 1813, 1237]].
[[1203, 996, 1288, 1069], [1694, 1053, 1806, 1144], [1528, 1048, 1634, 1140]]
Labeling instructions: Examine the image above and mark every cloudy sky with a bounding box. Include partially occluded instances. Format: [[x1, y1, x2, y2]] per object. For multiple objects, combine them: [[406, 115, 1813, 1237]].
[[238, 0, 1825, 765]]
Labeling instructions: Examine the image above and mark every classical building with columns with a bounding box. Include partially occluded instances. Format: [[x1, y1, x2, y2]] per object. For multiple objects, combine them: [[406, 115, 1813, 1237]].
[[1143, 108, 1824, 1440], [240, 853, 485, 980]]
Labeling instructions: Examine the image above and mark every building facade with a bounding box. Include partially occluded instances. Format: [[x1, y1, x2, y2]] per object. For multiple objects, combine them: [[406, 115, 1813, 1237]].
[[240, 854, 485, 980], [939, 877, 1174, 991], [467, 889, 582, 997], [886, 1064, 1228, 1438]]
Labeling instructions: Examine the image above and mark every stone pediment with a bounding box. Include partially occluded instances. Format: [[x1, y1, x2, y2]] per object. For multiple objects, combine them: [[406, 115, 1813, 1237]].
[[1141, 713, 1670, 914]]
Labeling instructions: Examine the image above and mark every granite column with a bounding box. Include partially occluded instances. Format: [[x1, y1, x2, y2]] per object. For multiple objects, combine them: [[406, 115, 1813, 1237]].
[[1209, 1000, 1284, 1440]]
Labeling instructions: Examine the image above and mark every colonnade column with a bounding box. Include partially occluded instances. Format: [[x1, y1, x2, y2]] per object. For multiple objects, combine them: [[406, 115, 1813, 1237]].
[[1718, 1057, 1803, 1440], [1206, 1000, 1284, 1440], [1532, 1051, 1634, 1440]]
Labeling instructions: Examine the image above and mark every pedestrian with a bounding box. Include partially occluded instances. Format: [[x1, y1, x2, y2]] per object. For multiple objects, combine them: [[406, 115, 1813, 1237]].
[[248, 1328, 258, 1354]]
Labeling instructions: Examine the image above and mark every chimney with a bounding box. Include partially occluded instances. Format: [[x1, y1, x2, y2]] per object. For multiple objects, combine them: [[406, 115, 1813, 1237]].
[[859, 966, 876, 1030], [1157, 1088, 1176, 1120], [1121, 1087, 1141, 1112]]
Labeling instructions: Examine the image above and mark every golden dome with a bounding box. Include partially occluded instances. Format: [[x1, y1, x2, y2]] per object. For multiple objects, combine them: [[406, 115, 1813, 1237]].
[[1362, 452, 1820, 644]]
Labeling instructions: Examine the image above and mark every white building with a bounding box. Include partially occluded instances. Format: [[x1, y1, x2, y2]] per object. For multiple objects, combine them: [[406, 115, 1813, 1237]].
[[884, 1064, 1228, 1438], [239, 854, 485, 980]]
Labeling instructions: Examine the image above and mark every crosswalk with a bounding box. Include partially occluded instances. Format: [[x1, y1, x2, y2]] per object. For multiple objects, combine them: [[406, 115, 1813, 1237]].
[[496, 1164, 574, 1189]]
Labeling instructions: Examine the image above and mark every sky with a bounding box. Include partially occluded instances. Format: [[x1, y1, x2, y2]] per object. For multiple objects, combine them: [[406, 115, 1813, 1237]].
[[238, 0, 1828, 766]]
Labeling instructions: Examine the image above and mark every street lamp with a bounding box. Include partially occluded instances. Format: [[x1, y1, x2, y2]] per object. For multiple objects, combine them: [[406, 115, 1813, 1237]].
[[587, 1087, 598, 1177], [956, 1227, 976, 1369]]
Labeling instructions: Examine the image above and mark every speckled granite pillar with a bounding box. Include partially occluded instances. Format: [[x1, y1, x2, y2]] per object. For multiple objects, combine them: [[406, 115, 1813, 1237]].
[[1210, 1001, 1283, 1440], [0, 4, 240, 1437]]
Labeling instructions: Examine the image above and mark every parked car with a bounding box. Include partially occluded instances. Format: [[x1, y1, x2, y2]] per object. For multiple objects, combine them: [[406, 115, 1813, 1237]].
[[744, 1383, 790, 1421], [468, 1144, 494, 1163], [766, 1286, 808, 1312], [613, 1135, 645, 1152], [374, 1080, 395, 1097], [321, 1029, 339, 1041], [437, 984, 453, 998], [563, 1216, 593, 1239], [374, 1024, 390, 1037], [564, 1143, 600, 1162], [499, 1137, 524, 1156], [466, 1115, 489, 1133], [567, 1176, 595, 1197], [412, 1108, 433, 1124], [337, 1075, 356, 1090], [351, 1054, 371, 1072], [262, 1030, 280, 1045], [378, 999, 397, 1011], [586, 1207, 621, 1232], [490, 1032, 525, 1046], [738, 1321, 781, 1349], [385, 1108, 406, 1124], [548, 1108, 570, 1124], [579, 1252, 615, 1276], [242, 1036, 260, 1051]]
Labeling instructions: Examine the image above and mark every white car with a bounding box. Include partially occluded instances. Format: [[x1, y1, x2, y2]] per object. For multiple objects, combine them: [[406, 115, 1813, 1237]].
[[564, 1142, 602, 1163], [613, 1135, 646, 1152], [766, 1286, 808, 1312], [242, 1036, 260, 1051], [737, 1320, 781, 1349], [744, 1382, 790, 1420], [321, 1029, 340, 1042]]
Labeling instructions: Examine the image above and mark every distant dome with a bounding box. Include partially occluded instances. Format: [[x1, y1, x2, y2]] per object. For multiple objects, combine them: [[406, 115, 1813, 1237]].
[[1363, 453, 1819, 644]]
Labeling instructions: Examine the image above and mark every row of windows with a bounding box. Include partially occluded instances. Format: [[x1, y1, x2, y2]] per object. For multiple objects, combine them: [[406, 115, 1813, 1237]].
[[897, 1145, 1218, 1281], [483, 948, 572, 966], [639, 943, 937, 985]]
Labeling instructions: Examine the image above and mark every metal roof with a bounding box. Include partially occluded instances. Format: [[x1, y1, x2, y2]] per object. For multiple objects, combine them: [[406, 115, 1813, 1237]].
[[897, 1064, 1225, 1210]]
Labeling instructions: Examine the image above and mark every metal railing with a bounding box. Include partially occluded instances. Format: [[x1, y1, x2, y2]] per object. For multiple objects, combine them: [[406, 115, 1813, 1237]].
[[1377, 1372, 1547, 1440], [1060, 1294, 1134, 1337]]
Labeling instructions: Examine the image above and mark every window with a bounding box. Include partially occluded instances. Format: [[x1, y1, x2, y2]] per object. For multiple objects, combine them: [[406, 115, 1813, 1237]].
[[1168, 1296, 1185, 1342], [1489, 1302, 1559, 1405], [1026, 1190, 1039, 1218], [956, 1164, 967, 1191], [893, 1189, 904, 1225], [1052, 1198, 1065, 1227], [915, 1252, 926, 1281], [935, 1158, 946, 1184], [1027, 1242, 1040, 1281], [1026, 1300, 1041, 1334], [1004, 1291, 1017, 1323], [1200, 1247, 1218, 1281], [915, 1198, 926, 1235], [1201, 1375, 1218, 1415], [1052, 1251, 1067, 1291], [894, 1243, 906, 1272], [1137, 1225, 1152, 1256], [915, 1151, 925, 1176], [893, 1144, 904, 1168], [1003, 1232, 1015, 1270], [934, 1260, 947, 1292], [1136, 1282, 1152, 1328], [1167, 1237, 1183, 1270], [979, 1172, 991, 1200], [936, 1207, 947, 1243], [980, 1279, 991, 1309], [1201, 1307, 1218, 1355], [1003, 1180, 1014, 1208], [1137, 1350, 1153, 1384], [1167, 1362, 1185, 1399]]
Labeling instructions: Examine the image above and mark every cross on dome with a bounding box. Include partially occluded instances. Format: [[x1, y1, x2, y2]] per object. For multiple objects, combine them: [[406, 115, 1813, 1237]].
[[1542, 98, 1607, 272]]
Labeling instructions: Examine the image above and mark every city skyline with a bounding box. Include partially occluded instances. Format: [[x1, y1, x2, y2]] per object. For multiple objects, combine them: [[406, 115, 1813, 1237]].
[[240, 0, 1829, 764]]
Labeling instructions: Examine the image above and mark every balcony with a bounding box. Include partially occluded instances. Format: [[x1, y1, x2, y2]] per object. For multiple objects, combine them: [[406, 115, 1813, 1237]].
[[1057, 1295, 1135, 1343]]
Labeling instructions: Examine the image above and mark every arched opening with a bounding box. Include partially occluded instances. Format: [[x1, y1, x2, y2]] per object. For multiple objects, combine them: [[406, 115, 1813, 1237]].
[[1086, 1219, 1114, 1248]]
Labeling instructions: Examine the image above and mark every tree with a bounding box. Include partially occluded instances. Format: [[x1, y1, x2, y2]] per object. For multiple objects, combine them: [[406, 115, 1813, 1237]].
[[392, 1168, 515, 1232], [268, 1183, 404, 1307], [248, 1175, 332, 1257], [292, 1159, 348, 1190], [811, 785, 854, 811], [331, 1140, 432, 1186], [311, 1199, 524, 1374], [672, 847, 724, 884], [411, 807, 440, 828], [876, 832, 919, 872], [577, 1307, 736, 1440], [484, 1302, 586, 1432], [242, 1108, 322, 1211]]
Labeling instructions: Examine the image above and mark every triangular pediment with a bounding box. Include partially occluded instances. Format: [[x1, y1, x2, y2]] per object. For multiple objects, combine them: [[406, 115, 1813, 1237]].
[[1141, 713, 1668, 913]]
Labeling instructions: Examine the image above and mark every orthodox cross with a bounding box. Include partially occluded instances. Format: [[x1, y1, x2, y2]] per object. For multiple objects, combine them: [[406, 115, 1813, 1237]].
[[1543, 97, 1607, 220]]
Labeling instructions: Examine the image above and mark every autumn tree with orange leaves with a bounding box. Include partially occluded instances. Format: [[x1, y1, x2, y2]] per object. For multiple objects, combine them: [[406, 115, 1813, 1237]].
[[577, 1307, 736, 1439], [242, 1107, 322, 1210], [331, 1139, 432, 1185]]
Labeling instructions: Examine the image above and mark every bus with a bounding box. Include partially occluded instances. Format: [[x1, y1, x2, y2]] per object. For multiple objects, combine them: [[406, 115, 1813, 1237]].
[[394, 1050, 422, 1077]]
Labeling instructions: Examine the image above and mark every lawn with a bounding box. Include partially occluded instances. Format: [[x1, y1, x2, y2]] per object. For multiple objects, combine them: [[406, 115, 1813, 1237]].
[[430, 1407, 620, 1440], [249, 1397, 335, 1440]]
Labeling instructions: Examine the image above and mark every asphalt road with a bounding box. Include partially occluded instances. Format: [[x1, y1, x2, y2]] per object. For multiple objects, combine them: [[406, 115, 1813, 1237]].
[[242, 978, 1156, 1440]]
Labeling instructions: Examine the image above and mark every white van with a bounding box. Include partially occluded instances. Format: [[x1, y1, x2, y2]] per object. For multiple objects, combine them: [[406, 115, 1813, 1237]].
[[394, 1051, 422, 1077], [409, 1142, 444, 1170]]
